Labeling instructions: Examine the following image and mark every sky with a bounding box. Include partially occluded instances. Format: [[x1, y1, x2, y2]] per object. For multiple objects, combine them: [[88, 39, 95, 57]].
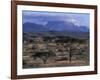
[[22, 10, 90, 28]]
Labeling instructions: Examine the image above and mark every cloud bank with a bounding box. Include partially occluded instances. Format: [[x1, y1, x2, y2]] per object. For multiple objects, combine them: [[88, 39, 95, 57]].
[[22, 10, 90, 28]]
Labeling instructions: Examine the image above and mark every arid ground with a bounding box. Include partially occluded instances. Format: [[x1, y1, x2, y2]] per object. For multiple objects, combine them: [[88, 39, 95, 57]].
[[23, 32, 89, 68]]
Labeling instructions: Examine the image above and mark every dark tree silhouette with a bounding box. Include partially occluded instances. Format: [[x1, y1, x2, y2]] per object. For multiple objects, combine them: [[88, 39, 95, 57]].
[[66, 43, 80, 62], [32, 51, 56, 64]]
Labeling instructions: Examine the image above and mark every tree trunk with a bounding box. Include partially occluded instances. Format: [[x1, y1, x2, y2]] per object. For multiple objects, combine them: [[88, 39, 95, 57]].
[[69, 52, 72, 62], [42, 58, 47, 64]]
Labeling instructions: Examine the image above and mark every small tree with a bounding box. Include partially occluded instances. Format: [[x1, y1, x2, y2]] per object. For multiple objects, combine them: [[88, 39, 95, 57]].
[[66, 43, 80, 62], [32, 51, 56, 64]]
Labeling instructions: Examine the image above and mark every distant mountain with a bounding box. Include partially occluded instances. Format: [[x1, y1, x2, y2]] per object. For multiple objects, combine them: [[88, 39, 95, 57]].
[[79, 26, 89, 32], [23, 21, 89, 32], [46, 21, 76, 31], [23, 22, 49, 32], [46, 21, 89, 32]]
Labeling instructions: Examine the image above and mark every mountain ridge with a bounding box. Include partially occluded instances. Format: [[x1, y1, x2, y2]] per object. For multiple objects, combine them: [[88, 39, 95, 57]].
[[23, 21, 89, 32]]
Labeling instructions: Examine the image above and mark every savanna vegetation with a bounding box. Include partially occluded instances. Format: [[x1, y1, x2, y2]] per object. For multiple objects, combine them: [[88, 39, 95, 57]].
[[23, 32, 89, 68]]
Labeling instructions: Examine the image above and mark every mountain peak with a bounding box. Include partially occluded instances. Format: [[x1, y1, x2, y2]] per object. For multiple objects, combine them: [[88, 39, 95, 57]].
[[23, 21, 89, 32]]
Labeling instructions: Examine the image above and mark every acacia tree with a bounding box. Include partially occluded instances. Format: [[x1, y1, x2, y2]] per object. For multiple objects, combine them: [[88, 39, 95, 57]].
[[66, 43, 80, 62], [32, 51, 56, 64]]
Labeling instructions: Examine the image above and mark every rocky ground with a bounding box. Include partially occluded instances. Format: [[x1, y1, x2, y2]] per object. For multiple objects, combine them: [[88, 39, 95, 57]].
[[23, 35, 89, 68]]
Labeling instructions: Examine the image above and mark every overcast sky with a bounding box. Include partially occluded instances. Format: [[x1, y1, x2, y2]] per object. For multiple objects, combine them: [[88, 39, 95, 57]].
[[22, 10, 90, 28]]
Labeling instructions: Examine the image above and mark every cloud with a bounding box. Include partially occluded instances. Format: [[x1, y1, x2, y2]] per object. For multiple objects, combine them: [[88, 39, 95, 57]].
[[23, 11, 68, 17], [65, 18, 81, 26], [22, 10, 90, 28]]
